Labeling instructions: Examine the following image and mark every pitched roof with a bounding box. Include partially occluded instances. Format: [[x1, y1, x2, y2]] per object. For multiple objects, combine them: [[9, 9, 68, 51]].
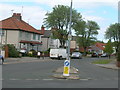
[[90, 45, 101, 51], [95, 42, 106, 50], [0, 13, 42, 34], [41, 30, 52, 38]]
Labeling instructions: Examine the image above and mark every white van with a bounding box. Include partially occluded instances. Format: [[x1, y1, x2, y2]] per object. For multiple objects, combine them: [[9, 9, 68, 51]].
[[50, 48, 67, 60]]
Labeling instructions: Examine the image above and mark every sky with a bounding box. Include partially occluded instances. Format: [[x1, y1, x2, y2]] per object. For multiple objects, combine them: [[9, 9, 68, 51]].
[[0, 0, 119, 42]]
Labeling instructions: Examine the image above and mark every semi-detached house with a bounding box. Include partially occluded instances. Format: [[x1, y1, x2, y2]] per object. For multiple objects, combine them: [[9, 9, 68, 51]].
[[0, 13, 43, 53]]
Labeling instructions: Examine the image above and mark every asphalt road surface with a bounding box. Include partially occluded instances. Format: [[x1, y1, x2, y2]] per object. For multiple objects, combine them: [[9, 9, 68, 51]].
[[2, 57, 118, 88]]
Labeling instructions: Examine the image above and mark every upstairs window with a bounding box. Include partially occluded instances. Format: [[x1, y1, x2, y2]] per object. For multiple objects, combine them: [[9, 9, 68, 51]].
[[33, 33, 36, 40], [0, 30, 4, 36], [38, 35, 40, 40], [25, 32, 29, 39]]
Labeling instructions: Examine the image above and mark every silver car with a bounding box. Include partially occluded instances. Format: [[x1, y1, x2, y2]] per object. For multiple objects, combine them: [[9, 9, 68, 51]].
[[71, 52, 82, 59]]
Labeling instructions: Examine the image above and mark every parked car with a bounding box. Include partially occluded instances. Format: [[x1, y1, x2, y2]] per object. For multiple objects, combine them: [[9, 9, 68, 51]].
[[19, 48, 27, 56], [71, 52, 82, 59], [50, 48, 67, 60], [91, 52, 99, 57], [101, 53, 108, 57]]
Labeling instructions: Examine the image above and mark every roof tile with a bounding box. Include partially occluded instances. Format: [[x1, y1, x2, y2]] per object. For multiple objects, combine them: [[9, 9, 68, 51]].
[[0, 15, 42, 34]]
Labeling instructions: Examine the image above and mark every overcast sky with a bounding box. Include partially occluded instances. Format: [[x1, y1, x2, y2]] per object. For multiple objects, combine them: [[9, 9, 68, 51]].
[[0, 0, 119, 42]]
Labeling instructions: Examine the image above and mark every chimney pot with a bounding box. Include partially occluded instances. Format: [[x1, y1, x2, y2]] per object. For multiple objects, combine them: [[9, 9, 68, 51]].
[[12, 13, 22, 20]]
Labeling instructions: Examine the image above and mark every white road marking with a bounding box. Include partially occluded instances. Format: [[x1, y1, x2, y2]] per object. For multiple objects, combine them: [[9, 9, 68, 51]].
[[43, 79, 54, 81], [9, 78, 20, 80], [80, 79, 89, 81]]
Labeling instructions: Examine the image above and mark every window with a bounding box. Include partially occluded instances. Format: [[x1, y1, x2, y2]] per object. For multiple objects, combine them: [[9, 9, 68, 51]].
[[0, 30, 4, 36], [25, 32, 29, 39], [33, 33, 36, 40], [38, 35, 40, 40]]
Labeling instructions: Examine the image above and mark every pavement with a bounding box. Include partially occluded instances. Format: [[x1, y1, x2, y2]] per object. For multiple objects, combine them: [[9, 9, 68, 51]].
[[95, 63, 119, 70], [94, 60, 120, 70], [3, 57, 52, 64], [3, 57, 120, 70]]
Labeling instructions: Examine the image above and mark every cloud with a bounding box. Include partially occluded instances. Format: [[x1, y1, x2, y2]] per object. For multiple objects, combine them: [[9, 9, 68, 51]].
[[82, 15, 105, 23], [97, 27, 108, 41], [0, 0, 119, 2], [0, 3, 47, 29], [0, 0, 118, 9], [0, 0, 118, 42], [34, 0, 118, 9]]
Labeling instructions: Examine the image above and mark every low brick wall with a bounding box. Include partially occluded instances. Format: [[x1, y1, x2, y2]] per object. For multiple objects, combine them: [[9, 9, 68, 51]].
[[40, 53, 50, 57]]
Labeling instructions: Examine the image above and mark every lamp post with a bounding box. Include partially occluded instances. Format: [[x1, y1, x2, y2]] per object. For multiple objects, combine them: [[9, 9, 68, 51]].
[[63, 0, 72, 77], [68, 0, 72, 61]]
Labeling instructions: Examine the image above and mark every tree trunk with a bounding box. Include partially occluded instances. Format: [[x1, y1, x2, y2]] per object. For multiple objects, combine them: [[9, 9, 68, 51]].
[[5, 45, 8, 58], [83, 47, 87, 56]]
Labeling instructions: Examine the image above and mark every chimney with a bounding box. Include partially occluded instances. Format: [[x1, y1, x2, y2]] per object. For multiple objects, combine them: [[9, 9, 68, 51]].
[[12, 13, 22, 20], [41, 25, 45, 34]]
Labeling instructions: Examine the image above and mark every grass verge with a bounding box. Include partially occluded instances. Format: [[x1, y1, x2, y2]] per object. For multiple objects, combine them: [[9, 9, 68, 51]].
[[92, 59, 112, 64]]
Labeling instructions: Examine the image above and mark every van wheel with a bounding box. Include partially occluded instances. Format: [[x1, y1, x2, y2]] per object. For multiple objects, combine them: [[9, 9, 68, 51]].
[[58, 56, 62, 60]]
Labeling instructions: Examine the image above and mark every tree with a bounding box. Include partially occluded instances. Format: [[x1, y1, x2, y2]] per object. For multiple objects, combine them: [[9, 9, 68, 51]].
[[105, 23, 120, 61], [51, 29, 68, 48], [105, 23, 120, 53], [44, 5, 82, 47], [73, 20, 100, 55], [104, 40, 114, 59]]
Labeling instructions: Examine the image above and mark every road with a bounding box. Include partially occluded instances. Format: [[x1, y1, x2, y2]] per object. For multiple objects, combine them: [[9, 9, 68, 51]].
[[2, 57, 118, 88]]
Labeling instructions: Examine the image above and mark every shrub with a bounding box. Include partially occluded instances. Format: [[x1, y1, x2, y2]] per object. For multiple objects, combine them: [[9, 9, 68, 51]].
[[27, 49, 37, 57], [86, 52, 92, 54], [7, 44, 20, 58], [47, 48, 51, 52]]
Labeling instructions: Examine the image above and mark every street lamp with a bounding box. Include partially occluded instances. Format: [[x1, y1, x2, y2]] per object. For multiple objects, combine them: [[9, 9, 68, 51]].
[[68, 0, 72, 60], [63, 0, 72, 77]]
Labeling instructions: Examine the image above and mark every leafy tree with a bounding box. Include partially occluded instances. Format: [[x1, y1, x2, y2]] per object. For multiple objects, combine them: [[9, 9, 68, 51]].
[[105, 23, 120, 61], [73, 20, 100, 55], [105, 23, 120, 52], [51, 29, 68, 48], [44, 5, 82, 47], [104, 40, 114, 59]]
